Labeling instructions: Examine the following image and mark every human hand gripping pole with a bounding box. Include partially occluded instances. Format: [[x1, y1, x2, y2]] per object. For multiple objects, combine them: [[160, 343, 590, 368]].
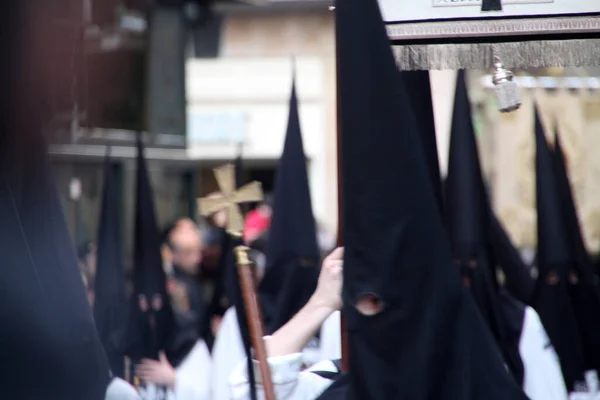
[[197, 164, 275, 400], [264, 247, 343, 359]]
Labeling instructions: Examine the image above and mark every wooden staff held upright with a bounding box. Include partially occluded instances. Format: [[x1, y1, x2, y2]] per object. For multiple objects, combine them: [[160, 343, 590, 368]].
[[334, 7, 349, 371], [198, 164, 276, 400]]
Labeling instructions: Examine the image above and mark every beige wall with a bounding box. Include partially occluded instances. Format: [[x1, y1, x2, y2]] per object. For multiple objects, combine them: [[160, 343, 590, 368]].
[[196, 11, 339, 234], [186, 56, 328, 224], [430, 70, 457, 178], [433, 70, 600, 253], [484, 88, 600, 252], [205, 13, 600, 255], [193, 12, 498, 239]]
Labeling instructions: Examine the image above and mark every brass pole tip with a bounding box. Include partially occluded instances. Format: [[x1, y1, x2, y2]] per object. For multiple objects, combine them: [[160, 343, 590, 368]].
[[234, 245, 251, 265]]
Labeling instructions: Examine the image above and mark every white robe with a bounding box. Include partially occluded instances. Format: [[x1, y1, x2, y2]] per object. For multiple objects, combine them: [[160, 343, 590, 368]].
[[228, 306, 568, 400], [567, 371, 599, 399], [230, 353, 335, 400], [139, 340, 212, 400], [520, 307, 568, 400], [105, 378, 142, 400], [211, 307, 341, 400], [569, 394, 600, 400]]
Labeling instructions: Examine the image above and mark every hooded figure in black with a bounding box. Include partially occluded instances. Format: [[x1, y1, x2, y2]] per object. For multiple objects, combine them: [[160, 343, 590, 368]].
[[0, 118, 112, 399], [203, 154, 244, 350], [259, 78, 321, 335], [403, 70, 444, 218], [0, 2, 111, 396], [444, 70, 524, 385], [488, 213, 536, 305], [552, 133, 600, 375], [126, 135, 175, 365], [94, 148, 129, 378], [329, 0, 527, 396], [201, 225, 229, 350], [532, 108, 585, 390]]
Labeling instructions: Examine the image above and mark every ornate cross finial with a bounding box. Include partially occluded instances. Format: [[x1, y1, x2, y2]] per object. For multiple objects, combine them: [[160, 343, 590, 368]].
[[197, 164, 263, 236]]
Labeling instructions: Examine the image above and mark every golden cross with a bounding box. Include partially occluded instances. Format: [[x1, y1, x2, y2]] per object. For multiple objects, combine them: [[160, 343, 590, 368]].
[[197, 164, 264, 236]]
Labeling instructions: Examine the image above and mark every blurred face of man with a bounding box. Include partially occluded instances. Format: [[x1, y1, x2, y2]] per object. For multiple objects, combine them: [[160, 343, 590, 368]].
[[170, 220, 203, 275]]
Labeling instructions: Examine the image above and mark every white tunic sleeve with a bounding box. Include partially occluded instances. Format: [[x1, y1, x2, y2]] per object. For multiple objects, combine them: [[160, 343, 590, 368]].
[[319, 311, 342, 361], [171, 340, 212, 400], [104, 378, 141, 400], [229, 353, 335, 400], [520, 306, 569, 400], [212, 306, 338, 399], [211, 307, 247, 400]]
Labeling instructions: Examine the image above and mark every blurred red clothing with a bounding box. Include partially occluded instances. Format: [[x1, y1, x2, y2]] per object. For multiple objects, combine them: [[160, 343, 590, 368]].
[[244, 209, 270, 243]]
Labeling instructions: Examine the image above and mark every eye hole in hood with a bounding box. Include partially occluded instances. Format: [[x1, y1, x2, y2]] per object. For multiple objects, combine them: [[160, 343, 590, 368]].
[[355, 292, 385, 316]]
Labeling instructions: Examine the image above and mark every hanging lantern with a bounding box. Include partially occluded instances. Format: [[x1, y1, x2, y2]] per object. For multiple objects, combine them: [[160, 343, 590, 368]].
[[492, 56, 521, 113]]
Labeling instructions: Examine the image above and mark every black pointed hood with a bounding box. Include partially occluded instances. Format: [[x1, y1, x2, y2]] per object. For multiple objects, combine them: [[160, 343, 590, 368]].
[[444, 70, 524, 384], [259, 79, 320, 334], [553, 134, 598, 285], [488, 213, 536, 304], [552, 133, 600, 374], [94, 149, 128, 378], [533, 108, 585, 390], [0, 131, 111, 399], [128, 134, 174, 361], [444, 71, 495, 316], [535, 114, 572, 274], [403, 70, 444, 217], [0, 3, 109, 398], [134, 136, 169, 297], [445, 70, 487, 259], [332, 0, 526, 396]]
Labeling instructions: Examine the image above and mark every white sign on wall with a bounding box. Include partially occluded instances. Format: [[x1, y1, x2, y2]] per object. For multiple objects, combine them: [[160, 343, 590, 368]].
[[432, 0, 553, 7], [187, 110, 248, 144], [380, 0, 597, 22]]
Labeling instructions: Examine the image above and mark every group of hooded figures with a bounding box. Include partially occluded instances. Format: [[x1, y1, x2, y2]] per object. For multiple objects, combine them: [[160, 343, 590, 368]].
[[225, 0, 600, 398], [4, 0, 600, 399]]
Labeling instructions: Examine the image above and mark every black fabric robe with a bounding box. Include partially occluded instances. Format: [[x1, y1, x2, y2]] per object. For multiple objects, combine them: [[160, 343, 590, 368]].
[[324, 0, 528, 397], [94, 150, 129, 378], [0, 3, 111, 396], [125, 135, 175, 382], [552, 135, 600, 375], [0, 122, 111, 399], [259, 79, 321, 335], [532, 108, 585, 390]]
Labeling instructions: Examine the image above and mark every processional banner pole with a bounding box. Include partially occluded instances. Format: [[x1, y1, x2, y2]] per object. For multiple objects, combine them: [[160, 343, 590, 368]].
[[198, 164, 276, 400], [333, 4, 350, 373], [234, 245, 276, 400]]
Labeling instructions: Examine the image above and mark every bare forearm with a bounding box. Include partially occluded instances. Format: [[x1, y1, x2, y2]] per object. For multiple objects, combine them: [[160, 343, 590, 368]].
[[266, 296, 335, 358]]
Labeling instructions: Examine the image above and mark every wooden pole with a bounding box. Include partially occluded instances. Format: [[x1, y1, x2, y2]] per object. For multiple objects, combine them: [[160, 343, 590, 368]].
[[337, 119, 349, 372], [235, 245, 276, 400], [334, 6, 350, 373]]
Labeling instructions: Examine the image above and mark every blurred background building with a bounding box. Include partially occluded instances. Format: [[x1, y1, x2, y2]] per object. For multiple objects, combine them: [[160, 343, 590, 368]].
[[45, 0, 336, 262], [42, 0, 600, 262]]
